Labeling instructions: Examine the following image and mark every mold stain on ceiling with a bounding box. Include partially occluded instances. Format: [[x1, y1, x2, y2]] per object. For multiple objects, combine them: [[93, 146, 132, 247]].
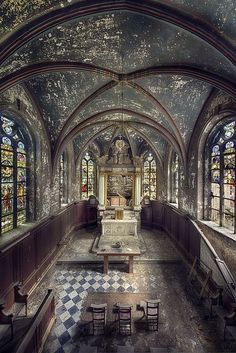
[[0, 1, 235, 166]]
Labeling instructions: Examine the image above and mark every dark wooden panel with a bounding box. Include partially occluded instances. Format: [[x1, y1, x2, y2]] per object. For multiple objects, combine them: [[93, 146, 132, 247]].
[[141, 206, 152, 228], [0, 202, 87, 308], [0, 251, 14, 297], [151, 201, 201, 264], [21, 234, 36, 282]]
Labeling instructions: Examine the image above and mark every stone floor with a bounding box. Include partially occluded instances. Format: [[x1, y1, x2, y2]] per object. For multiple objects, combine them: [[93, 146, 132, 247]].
[[6, 228, 236, 353]]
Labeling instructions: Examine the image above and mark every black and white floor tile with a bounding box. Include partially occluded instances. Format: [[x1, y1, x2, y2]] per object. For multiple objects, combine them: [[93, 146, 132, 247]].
[[43, 268, 138, 353]]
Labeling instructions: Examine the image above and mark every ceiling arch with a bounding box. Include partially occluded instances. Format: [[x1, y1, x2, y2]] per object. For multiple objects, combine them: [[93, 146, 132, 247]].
[[0, 0, 235, 66], [1, 0, 235, 177], [55, 110, 185, 171]]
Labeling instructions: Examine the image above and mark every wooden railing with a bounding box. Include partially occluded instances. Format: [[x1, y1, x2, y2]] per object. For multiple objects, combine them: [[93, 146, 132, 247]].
[[15, 289, 55, 353], [151, 201, 236, 294], [151, 201, 200, 261], [0, 201, 88, 309]]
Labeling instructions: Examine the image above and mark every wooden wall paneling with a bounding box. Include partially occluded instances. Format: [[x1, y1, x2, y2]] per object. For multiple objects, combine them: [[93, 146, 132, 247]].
[[0, 250, 14, 302], [188, 222, 200, 259], [0, 202, 86, 309], [21, 233, 36, 284], [76, 201, 87, 228]]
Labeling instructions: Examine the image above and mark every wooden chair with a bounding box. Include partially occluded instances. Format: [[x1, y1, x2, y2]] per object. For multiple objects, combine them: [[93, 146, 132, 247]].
[[141, 299, 160, 331], [117, 304, 132, 335], [0, 303, 13, 340], [90, 303, 107, 335]]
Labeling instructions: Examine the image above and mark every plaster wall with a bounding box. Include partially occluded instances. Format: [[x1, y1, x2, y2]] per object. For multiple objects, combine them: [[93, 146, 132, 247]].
[[0, 85, 77, 222], [174, 91, 236, 219]]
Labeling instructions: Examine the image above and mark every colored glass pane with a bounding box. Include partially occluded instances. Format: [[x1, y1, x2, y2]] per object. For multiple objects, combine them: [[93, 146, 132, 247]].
[[1, 116, 14, 135], [17, 168, 26, 182], [211, 209, 220, 224], [17, 196, 26, 210], [17, 210, 26, 224], [211, 170, 220, 183], [2, 137, 12, 149], [211, 195, 220, 210], [223, 214, 234, 231], [17, 141, 25, 153], [211, 155, 220, 169], [211, 183, 220, 197], [2, 197, 13, 215], [212, 145, 220, 155], [224, 184, 235, 199], [223, 169, 235, 184], [1, 149, 13, 165], [218, 137, 224, 144], [223, 198, 235, 215], [17, 153, 26, 167], [224, 122, 235, 139], [224, 154, 235, 169], [17, 182, 26, 196], [1, 183, 13, 215], [2, 166, 13, 182], [1, 215, 14, 233], [224, 141, 235, 154]]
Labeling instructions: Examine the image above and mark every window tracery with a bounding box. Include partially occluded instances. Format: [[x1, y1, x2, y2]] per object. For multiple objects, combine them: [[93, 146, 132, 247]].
[[143, 153, 157, 200], [59, 152, 68, 206], [170, 152, 179, 205], [0, 116, 28, 234], [207, 120, 236, 232], [81, 152, 96, 199]]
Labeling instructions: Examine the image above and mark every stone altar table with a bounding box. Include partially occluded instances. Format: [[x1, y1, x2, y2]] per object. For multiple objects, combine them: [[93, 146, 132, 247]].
[[101, 218, 138, 236]]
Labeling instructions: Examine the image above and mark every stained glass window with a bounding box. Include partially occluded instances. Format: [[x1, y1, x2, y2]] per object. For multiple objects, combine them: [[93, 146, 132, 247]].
[[207, 120, 236, 232], [59, 152, 68, 206], [81, 152, 95, 199], [0, 116, 28, 234], [143, 153, 157, 200], [170, 152, 179, 204]]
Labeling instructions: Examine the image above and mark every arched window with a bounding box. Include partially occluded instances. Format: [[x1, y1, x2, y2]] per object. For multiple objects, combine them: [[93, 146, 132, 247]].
[[59, 152, 68, 206], [207, 120, 236, 232], [0, 116, 28, 234], [170, 152, 179, 205], [143, 153, 157, 200], [81, 152, 96, 200]]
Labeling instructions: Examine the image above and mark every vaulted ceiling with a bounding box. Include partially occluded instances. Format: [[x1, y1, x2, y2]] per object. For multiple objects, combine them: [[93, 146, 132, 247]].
[[0, 0, 235, 167]]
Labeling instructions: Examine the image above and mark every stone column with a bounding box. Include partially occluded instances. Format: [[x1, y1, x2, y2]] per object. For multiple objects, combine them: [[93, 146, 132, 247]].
[[98, 172, 106, 227], [134, 170, 141, 231], [134, 171, 141, 208], [98, 172, 106, 208]]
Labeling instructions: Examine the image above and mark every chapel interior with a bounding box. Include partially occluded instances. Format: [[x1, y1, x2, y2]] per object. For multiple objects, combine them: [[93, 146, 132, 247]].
[[0, 1, 236, 353]]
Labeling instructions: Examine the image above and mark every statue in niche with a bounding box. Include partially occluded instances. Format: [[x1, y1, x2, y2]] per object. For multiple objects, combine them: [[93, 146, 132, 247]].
[[97, 155, 109, 166], [112, 139, 131, 165], [133, 155, 144, 167]]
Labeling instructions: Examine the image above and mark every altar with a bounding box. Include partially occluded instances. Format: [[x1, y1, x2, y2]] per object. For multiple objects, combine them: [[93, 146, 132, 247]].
[[101, 218, 138, 236]]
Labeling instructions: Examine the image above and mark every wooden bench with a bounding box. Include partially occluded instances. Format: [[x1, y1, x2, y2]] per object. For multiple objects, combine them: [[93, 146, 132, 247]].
[[0, 284, 28, 342], [13, 284, 28, 317], [187, 257, 216, 303]]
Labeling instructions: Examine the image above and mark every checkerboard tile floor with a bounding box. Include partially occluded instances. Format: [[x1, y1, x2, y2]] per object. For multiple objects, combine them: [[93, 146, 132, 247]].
[[43, 268, 138, 353]]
